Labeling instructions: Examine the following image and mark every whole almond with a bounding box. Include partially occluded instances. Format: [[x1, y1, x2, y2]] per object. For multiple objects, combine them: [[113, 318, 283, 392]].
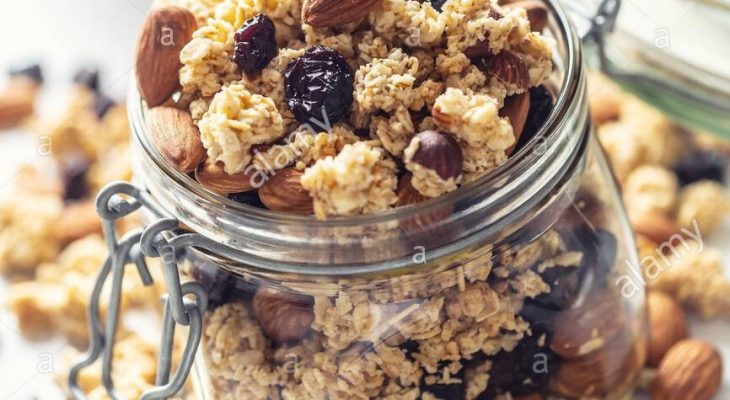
[[553, 333, 642, 398], [647, 291, 688, 367], [303, 0, 382, 27], [253, 287, 314, 343], [501, 92, 531, 155], [147, 107, 205, 173], [651, 339, 722, 400], [504, 0, 549, 32], [136, 6, 196, 107], [630, 210, 680, 244], [258, 168, 314, 215], [485, 50, 530, 92], [195, 158, 256, 194], [551, 288, 626, 358], [0, 94, 34, 129]]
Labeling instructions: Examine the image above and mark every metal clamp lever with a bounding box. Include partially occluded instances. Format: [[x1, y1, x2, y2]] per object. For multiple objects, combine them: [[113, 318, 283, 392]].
[[68, 182, 209, 400]]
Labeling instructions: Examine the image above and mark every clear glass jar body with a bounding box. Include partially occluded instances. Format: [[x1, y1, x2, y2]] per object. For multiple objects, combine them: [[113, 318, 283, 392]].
[[128, 2, 646, 399]]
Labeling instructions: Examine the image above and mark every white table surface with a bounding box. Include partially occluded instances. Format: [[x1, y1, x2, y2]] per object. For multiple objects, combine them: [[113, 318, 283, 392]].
[[0, 1, 728, 399]]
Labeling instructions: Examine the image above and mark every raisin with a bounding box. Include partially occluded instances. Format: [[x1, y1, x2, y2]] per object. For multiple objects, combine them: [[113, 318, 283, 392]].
[[229, 191, 266, 208], [93, 93, 116, 119], [562, 226, 617, 287], [513, 85, 554, 153], [233, 13, 278, 74], [61, 154, 90, 202], [479, 330, 557, 398], [73, 67, 100, 91], [9, 64, 43, 84], [672, 150, 727, 186], [191, 259, 235, 307], [285, 45, 354, 125], [532, 266, 587, 310]]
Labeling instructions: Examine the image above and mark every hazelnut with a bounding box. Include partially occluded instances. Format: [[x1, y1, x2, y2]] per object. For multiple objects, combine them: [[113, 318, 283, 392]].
[[252, 287, 314, 343], [647, 291, 688, 367], [395, 173, 428, 207], [651, 339, 722, 400], [406, 130, 463, 182], [478, 50, 530, 93], [551, 288, 626, 358], [258, 168, 314, 215]]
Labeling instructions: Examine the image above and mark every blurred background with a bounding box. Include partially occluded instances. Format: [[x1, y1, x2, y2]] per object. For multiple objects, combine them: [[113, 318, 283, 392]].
[[0, 0, 729, 399]]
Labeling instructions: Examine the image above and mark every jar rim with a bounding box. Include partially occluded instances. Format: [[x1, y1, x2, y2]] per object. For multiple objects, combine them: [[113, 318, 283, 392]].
[[129, 0, 589, 272]]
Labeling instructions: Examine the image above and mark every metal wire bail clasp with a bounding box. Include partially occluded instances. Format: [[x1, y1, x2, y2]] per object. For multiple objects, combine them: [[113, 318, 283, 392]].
[[68, 182, 209, 400]]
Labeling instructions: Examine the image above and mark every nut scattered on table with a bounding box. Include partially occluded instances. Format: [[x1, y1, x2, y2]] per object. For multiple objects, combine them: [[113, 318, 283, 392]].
[[651, 339, 723, 400]]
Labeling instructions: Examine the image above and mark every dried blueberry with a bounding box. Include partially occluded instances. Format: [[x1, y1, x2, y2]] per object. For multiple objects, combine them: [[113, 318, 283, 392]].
[[73, 67, 100, 91], [285, 45, 354, 125], [513, 85, 554, 153], [9, 64, 43, 84], [191, 259, 235, 307], [233, 13, 278, 74], [673, 150, 728, 186], [93, 93, 116, 119], [479, 329, 557, 398], [61, 154, 90, 202]]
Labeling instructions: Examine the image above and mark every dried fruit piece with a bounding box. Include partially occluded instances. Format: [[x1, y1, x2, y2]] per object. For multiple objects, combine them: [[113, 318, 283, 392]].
[[551, 288, 625, 358], [672, 150, 727, 186], [285, 45, 354, 125], [61, 154, 91, 201], [195, 158, 256, 194], [647, 291, 688, 367], [512, 85, 554, 153], [258, 168, 314, 215], [93, 93, 116, 120], [651, 339, 722, 400], [252, 287, 314, 343], [9, 64, 44, 85], [553, 333, 642, 398], [191, 259, 235, 307], [147, 107, 206, 173], [233, 14, 278, 74], [135, 6, 196, 106], [501, 92, 531, 155], [73, 67, 100, 91], [302, 0, 382, 27], [504, 0, 549, 32], [484, 329, 557, 397]]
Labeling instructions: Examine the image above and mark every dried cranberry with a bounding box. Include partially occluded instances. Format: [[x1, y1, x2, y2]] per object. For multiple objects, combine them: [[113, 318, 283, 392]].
[[673, 150, 728, 186], [191, 259, 235, 307], [233, 13, 278, 74], [513, 85, 554, 153], [285, 45, 354, 125], [479, 329, 558, 398], [73, 67, 100, 91], [9, 64, 43, 84], [61, 154, 90, 202], [93, 93, 116, 119]]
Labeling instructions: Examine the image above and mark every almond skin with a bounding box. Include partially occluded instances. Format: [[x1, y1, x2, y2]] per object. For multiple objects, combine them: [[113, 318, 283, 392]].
[[485, 50, 530, 92], [551, 288, 626, 358], [147, 107, 205, 173], [258, 168, 314, 215], [136, 6, 196, 107], [504, 0, 549, 32], [651, 339, 723, 400], [252, 287, 314, 343], [501, 92, 531, 155], [195, 158, 256, 194], [630, 210, 680, 244], [302, 0, 382, 27], [647, 291, 688, 367]]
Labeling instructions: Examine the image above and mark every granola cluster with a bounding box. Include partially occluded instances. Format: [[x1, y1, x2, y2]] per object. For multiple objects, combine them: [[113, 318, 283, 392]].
[[159, 0, 554, 219]]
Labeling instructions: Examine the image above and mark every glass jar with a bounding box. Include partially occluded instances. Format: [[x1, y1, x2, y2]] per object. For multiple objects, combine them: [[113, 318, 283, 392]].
[[124, 1, 647, 399]]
